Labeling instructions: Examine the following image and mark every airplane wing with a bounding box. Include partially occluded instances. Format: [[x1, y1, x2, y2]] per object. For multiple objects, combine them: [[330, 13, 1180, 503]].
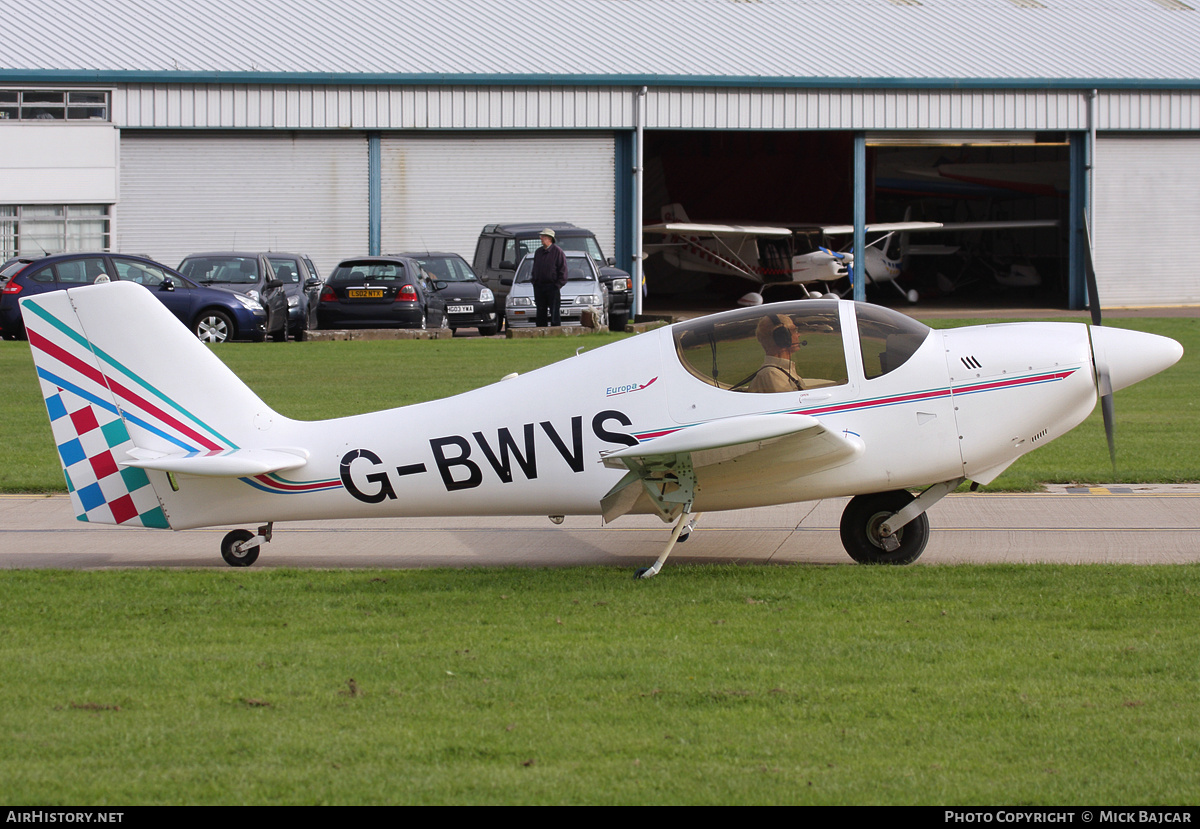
[[822, 221, 944, 235], [641, 221, 793, 282], [598, 412, 863, 522], [642, 221, 794, 238], [898, 219, 1061, 256], [822, 219, 1058, 235]]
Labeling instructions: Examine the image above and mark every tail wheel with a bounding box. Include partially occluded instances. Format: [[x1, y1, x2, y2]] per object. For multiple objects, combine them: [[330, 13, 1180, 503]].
[[221, 529, 259, 567], [839, 490, 929, 565]]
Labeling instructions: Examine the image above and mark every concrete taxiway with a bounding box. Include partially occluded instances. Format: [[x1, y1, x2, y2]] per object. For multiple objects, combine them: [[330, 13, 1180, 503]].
[[2, 486, 1198, 570]]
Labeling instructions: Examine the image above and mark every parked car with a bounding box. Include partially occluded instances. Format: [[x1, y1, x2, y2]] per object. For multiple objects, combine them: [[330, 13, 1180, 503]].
[[176, 252, 289, 341], [474, 222, 632, 330], [505, 251, 610, 329], [0, 252, 275, 343], [263, 253, 323, 340], [396, 251, 498, 336], [317, 256, 447, 330]]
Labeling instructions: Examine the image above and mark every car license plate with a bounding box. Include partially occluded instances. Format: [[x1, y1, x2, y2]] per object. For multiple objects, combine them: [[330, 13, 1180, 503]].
[[447, 304, 473, 314], [348, 289, 385, 299]]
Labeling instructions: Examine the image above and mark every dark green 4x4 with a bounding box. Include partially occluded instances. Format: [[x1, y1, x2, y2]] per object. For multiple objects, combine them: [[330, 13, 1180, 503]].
[[473, 222, 632, 331]]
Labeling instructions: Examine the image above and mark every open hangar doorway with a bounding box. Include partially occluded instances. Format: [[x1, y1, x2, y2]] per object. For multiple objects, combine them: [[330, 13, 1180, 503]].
[[869, 135, 1070, 309], [641, 130, 1070, 311], [642, 130, 854, 307]]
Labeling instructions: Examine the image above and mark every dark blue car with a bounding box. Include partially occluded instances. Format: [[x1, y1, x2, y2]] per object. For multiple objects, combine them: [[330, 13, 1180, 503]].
[[0, 252, 274, 343]]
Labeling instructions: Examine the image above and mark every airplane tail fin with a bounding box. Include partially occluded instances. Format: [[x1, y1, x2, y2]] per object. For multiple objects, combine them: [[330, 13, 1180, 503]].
[[661, 202, 690, 223], [19, 281, 281, 528]]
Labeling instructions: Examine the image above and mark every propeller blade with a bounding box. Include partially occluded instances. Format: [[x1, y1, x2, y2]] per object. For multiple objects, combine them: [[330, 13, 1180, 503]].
[[1082, 211, 1102, 327], [1082, 210, 1110, 469], [1097, 367, 1116, 473]]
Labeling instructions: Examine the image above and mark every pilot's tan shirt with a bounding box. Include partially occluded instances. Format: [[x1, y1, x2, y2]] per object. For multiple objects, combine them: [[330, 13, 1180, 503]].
[[748, 355, 802, 393]]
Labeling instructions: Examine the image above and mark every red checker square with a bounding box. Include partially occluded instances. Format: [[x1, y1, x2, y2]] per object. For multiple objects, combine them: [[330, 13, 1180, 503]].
[[107, 494, 139, 524], [69, 406, 101, 436], [89, 450, 120, 480]]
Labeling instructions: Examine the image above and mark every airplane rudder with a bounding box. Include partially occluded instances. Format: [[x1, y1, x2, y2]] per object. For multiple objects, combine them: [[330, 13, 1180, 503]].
[[22, 288, 171, 528], [38, 376, 171, 528]]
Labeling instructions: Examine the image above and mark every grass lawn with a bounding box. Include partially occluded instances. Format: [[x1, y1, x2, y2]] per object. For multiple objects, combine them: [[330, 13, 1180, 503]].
[[2, 318, 1199, 804], [2, 565, 1199, 805]]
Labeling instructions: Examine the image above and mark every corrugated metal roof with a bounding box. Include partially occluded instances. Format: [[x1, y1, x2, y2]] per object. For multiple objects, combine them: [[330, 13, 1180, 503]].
[[5, 0, 1200, 86]]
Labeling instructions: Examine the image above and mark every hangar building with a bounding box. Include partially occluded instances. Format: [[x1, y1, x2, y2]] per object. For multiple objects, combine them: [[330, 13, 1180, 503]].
[[3, 0, 1200, 310]]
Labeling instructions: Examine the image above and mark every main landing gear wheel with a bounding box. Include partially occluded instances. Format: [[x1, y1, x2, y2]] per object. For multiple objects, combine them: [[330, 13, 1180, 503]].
[[839, 490, 929, 565], [221, 529, 259, 567]]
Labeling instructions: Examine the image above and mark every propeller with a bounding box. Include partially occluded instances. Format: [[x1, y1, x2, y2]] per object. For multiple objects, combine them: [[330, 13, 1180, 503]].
[[1081, 212, 1117, 472]]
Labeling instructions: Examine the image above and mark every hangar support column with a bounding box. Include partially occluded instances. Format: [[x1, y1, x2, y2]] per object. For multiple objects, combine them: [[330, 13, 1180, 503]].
[[853, 133, 867, 303], [369, 133, 381, 257]]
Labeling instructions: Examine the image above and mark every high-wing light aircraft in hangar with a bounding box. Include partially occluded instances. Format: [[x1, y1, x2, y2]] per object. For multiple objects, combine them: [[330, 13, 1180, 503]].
[[643, 202, 1058, 304], [21, 281, 1180, 577]]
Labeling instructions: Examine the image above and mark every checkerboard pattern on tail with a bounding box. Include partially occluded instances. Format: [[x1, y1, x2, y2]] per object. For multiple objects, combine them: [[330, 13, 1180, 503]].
[[41, 381, 170, 528]]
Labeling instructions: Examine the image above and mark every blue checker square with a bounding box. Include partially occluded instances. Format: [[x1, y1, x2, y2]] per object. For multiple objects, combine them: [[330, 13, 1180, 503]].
[[76, 482, 107, 512], [58, 438, 87, 468], [45, 394, 68, 422]]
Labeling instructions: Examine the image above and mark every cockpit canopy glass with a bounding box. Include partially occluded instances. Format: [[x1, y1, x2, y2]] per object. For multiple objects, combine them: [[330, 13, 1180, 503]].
[[855, 303, 931, 380], [673, 301, 848, 393]]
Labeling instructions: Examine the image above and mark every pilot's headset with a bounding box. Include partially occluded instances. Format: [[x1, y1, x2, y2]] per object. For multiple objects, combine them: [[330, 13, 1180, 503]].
[[768, 311, 796, 347]]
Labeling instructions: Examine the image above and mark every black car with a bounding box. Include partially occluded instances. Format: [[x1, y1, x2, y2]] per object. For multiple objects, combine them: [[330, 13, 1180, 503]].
[[473, 222, 632, 331], [264, 253, 323, 340], [396, 251, 499, 336], [176, 252, 290, 341], [0, 252, 276, 343], [317, 256, 447, 330]]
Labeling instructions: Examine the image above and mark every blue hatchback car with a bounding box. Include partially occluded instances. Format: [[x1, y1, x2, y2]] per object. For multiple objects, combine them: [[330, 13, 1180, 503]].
[[0, 252, 274, 343]]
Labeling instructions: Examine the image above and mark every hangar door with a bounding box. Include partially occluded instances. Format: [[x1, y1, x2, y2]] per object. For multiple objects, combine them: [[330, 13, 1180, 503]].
[[380, 132, 615, 261], [1094, 134, 1200, 306], [118, 132, 369, 276]]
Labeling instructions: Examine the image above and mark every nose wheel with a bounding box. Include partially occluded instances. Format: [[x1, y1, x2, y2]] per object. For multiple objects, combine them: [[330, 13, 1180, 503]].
[[220, 523, 273, 567], [839, 490, 929, 565]]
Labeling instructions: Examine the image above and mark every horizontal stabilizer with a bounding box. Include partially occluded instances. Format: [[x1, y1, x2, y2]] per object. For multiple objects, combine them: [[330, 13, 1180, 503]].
[[123, 447, 310, 477]]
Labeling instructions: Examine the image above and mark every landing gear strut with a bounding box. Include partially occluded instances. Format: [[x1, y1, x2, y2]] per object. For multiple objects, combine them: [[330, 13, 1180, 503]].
[[220, 523, 273, 567], [635, 511, 703, 580]]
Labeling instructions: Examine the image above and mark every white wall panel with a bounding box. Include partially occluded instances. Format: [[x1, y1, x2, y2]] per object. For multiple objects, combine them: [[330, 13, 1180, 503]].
[[0, 124, 119, 203], [108, 84, 1200, 132], [117, 131, 368, 276], [1094, 134, 1200, 306], [379, 132, 615, 262]]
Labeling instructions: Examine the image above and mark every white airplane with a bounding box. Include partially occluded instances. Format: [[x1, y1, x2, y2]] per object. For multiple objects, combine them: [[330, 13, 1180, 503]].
[[644, 203, 1057, 304], [20, 281, 1181, 577]]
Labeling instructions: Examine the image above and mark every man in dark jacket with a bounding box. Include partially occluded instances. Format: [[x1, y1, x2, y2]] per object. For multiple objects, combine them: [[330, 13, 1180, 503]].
[[531, 228, 568, 327]]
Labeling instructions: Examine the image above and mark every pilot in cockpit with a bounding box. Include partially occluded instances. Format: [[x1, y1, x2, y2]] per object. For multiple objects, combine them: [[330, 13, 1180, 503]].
[[746, 313, 805, 393]]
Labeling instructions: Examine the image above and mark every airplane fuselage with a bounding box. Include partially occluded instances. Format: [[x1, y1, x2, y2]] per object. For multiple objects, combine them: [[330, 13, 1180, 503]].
[[22, 285, 1182, 570], [153, 303, 1098, 530]]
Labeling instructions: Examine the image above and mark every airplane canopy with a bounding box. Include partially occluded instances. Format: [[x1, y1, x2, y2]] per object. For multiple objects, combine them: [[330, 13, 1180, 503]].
[[672, 300, 931, 393]]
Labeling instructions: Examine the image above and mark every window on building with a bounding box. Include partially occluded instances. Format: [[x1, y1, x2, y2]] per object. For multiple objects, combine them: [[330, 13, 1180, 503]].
[[0, 90, 110, 121], [0, 205, 111, 260]]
